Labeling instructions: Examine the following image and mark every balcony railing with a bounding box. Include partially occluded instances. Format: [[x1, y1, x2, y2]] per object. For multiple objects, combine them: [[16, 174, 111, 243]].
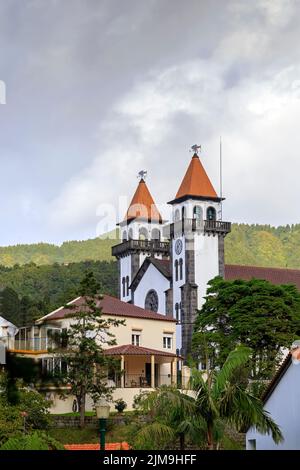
[[109, 373, 183, 389], [165, 219, 231, 238], [112, 239, 170, 258], [5, 336, 61, 353]]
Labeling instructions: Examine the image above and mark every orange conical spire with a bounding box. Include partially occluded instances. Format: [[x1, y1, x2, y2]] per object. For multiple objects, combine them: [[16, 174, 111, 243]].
[[175, 153, 217, 200], [125, 179, 162, 223]]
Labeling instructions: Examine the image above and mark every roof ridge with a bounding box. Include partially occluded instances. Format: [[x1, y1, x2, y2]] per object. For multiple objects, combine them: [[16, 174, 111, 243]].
[[226, 264, 300, 273]]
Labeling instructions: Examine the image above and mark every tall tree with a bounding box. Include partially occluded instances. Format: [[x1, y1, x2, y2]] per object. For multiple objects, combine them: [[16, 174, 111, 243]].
[[190, 346, 283, 449], [0, 287, 20, 325], [133, 347, 282, 450], [133, 386, 200, 450], [193, 277, 300, 383], [59, 272, 124, 427]]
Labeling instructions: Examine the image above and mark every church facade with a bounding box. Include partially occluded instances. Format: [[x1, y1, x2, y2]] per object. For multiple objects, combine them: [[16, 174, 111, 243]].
[[112, 150, 231, 360]]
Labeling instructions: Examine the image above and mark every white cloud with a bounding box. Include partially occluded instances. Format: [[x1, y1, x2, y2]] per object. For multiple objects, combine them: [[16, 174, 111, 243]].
[[47, 49, 300, 235]]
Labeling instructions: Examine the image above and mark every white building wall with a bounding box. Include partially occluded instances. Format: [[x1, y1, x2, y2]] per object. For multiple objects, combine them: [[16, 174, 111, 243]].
[[194, 233, 219, 308], [134, 264, 170, 315], [246, 362, 300, 450]]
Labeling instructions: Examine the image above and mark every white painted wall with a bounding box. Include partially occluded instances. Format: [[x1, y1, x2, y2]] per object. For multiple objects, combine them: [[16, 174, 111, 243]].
[[134, 263, 170, 315], [194, 233, 219, 308], [246, 362, 300, 450]]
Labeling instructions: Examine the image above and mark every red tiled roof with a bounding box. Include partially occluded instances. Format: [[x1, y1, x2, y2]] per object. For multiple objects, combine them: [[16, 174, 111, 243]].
[[173, 153, 218, 201], [104, 344, 177, 358], [64, 442, 130, 451], [124, 179, 162, 223], [225, 264, 300, 291], [38, 294, 176, 323]]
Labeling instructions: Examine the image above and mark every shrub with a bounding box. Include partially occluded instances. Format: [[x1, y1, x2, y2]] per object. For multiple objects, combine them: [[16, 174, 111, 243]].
[[0, 431, 63, 450], [17, 388, 51, 430], [114, 398, 127, 413]]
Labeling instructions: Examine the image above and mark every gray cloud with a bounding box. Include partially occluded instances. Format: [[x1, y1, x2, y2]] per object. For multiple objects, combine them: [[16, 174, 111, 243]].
[[0, 0, 300, 245]]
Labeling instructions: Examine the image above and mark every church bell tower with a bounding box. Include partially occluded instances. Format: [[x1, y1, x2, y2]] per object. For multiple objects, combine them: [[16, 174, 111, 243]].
[[167, 146, 231, 359], [112, 172, 169, 303]]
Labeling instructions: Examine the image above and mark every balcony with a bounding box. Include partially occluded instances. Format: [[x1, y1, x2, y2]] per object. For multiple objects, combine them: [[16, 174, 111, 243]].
[[7, 326, 62, 355], [112, 239, 170, 258], [165, 219, 231, 238]]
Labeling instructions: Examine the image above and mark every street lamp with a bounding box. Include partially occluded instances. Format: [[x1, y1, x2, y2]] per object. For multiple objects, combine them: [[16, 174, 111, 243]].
[[95, 400, 110, 450]]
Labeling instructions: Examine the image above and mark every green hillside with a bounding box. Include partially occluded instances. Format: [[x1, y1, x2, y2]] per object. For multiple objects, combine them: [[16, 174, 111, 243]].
[[225, 223, 300, 268], [1, 223, 300, 327], [0, 223, 300, 269], [0, 260, 118, 326]]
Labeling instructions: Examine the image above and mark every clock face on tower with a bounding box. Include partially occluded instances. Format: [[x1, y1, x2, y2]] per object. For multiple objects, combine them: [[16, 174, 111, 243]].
[[175, 239, 183, 255]]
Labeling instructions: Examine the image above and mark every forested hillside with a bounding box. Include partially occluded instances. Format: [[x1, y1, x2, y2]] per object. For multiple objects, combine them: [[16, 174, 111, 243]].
[[0, 260, 117, 327], [225, 224, 300, 268], [0, 224, 300, 269], [0, 236, 116, 267], [1, 223, 300, 327]]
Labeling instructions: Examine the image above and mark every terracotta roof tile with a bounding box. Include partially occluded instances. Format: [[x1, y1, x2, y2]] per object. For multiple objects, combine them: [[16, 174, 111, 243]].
[[104, 344, 177, 357], [225, 264, 300, 291], [173, 154, 217, 201], [38, 294, 176, 323], [64, 442, 130, 450], [124, 179, 162, 223]]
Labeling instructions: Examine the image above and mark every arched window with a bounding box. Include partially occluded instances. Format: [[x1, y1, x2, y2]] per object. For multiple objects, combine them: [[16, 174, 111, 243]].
[[128, 228, 133, 240], [207, 206, 216, 221], [193, 205, 202, 220], [174, 209, 180, 222], [181, 206, 185, 220], [145, 290, 159, 312], [151, 228, 161, 240], [139, 227, 148, 240], [179, 258, 183, 280], [122, 277, 126, 297], [122, 231, 127, 242], [175, 260, 179, 282], [126, 276, 130, 296]]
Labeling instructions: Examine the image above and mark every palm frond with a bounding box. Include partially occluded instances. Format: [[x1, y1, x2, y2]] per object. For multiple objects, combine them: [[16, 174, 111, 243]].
[[134, 422, 175, 450], [213, 345, 252, 397]]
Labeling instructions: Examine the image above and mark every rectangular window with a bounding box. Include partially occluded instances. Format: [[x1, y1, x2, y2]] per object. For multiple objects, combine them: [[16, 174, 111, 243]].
[[132, 334, 140, 346], [248, 439, 256, 450], [163, 336, 172, 349]]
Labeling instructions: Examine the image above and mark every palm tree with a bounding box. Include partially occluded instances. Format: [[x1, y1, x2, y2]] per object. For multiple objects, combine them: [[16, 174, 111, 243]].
[[190, 345, 283, 449], [133, 346, 283, 450], [133, 386, 204, 450]]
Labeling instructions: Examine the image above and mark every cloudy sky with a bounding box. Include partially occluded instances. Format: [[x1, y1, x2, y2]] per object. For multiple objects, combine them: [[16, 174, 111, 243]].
[[0, 0, 300, 246]]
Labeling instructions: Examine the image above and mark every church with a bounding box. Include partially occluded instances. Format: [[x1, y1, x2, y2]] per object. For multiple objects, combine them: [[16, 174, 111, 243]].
[[112, 147, 231, 360]]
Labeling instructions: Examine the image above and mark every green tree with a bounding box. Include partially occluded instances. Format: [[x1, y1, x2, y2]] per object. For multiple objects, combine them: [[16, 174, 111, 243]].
[[133, 386, 200, 450], [0, 286, 20, 325], [193, 277, 300, 382], [59, 272, 124, 427], [190, 346, 283, 450]]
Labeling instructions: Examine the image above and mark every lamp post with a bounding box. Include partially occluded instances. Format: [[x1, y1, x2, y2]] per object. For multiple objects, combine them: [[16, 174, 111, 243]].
[[20, 411, 28, 435], [95, 400, 110, 451]]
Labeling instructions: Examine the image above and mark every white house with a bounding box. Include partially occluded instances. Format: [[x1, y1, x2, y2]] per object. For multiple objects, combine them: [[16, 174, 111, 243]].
[[7, 295, 191, 412], [246, 350, 300, 450]]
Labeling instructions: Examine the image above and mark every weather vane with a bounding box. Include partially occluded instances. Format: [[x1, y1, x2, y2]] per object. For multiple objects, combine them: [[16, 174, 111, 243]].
[[137, 170, 148, 181], [190, 144, 201, 155]]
